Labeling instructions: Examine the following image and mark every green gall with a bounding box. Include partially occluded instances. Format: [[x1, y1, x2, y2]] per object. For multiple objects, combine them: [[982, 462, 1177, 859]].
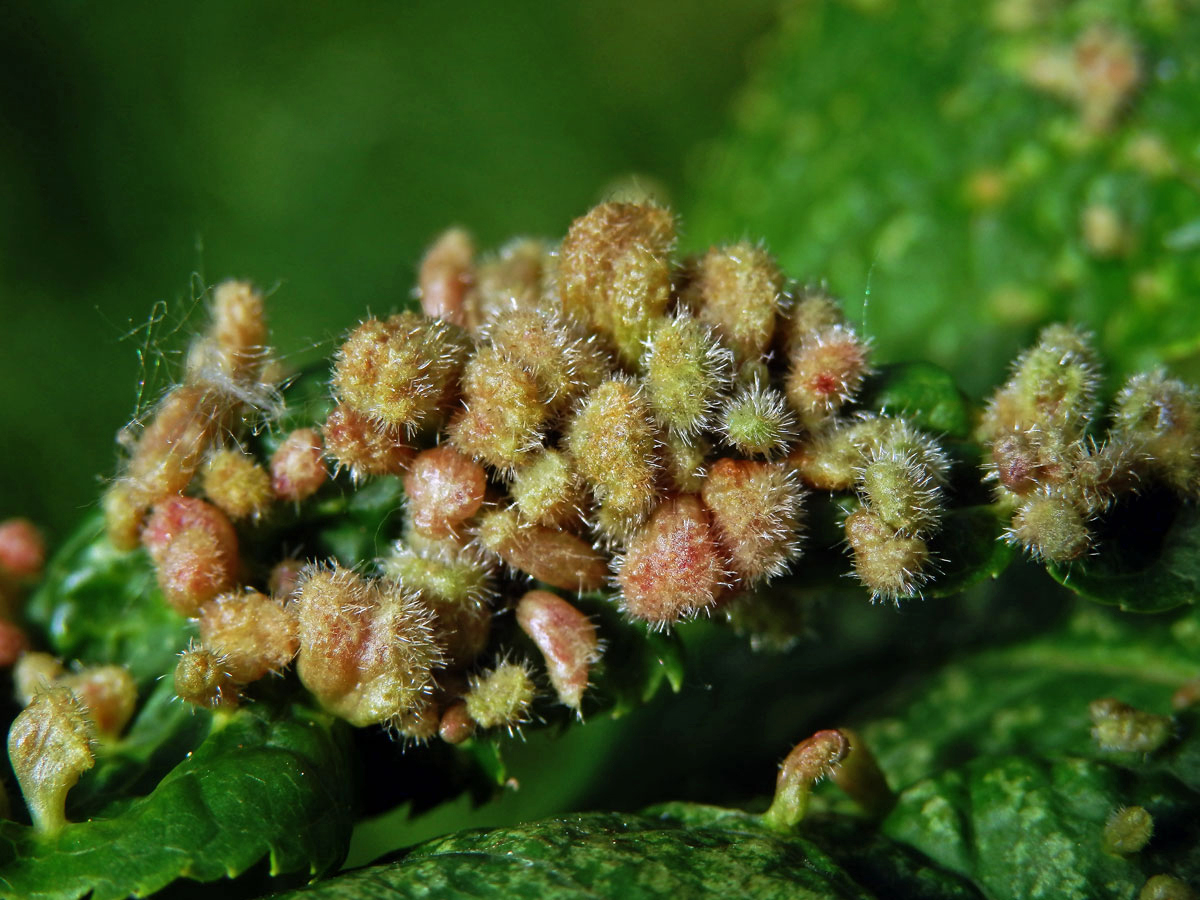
[[8, 686, 95, 833], [719, 379, 797, 459], [464, 659, 537, 735], [641, 313, 730, 437], [763, 729, 849, 831], [1103, 805, 1154, 855]]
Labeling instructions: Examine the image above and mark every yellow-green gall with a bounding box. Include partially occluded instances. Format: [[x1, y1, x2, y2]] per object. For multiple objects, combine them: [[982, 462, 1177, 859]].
[[467, 237, 556, 329], [844, 507, 931, 603], [681, 242, 783, 363], [1103, 805, 1154, 855], [982, 324, 1098, 441], [1008, 490, 1091, 563], [566, 378, 658, 537], [641, 313, 730, 436], [332, 312, 467, 433], [202, 448, 273, 520], [464, 659, 537, 734], [8, 686, 95, 832], [719, 380, 798, 459], [198, 590, 299, 683], [1112, 370, 1200, 497], [857, 449, 943, 538], [658, 431, 710, 494], [382, 541, 493, 670], [1090, 698, 1173, 754], [174, 645, 239, 710], [294, 566, 442, 728], [1138, 874, 1198, 900], [782, 285, 845, 355], [448, 345, 548, 475], [484, 307, 608, 416], [558, 201, 675, 367], [509, 449, 585, 529]]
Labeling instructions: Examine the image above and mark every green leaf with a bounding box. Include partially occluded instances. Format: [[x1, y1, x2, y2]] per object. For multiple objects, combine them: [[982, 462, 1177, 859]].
[[1047, 491, 1200, 613], [0, 703, 355, 900], [861, 362, 973, 441], [926, 506, 1014, 599], [843, 605, 1200, 899], [884, 754, 1200, 900], [24, 512, 189, 687], [860, 606, 1197, 789], [579, 596, 686, 718], [688, 0, 1200, 391], [273, 806, 982, 900]]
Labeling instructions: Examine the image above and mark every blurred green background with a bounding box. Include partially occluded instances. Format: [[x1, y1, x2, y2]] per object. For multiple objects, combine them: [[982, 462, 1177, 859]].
[[0, 0, 777, 540]]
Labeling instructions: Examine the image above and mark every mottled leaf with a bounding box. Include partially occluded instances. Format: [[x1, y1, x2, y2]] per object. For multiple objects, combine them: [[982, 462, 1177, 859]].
[[0, 704, 354, 900], [24, 513, 188, 687], [1048, 492, 1200, 613], [275, 806, 982, 900]]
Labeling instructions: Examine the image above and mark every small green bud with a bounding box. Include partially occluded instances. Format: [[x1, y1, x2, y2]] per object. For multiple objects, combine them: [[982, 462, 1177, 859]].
[[1103, 805, 1154, 855], [8, 686, 95, 832]]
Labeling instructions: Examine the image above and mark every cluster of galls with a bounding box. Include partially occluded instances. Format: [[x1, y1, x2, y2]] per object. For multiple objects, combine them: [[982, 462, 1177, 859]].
[[72, 201, 950, 754], [980, 324, 1200, 563]]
